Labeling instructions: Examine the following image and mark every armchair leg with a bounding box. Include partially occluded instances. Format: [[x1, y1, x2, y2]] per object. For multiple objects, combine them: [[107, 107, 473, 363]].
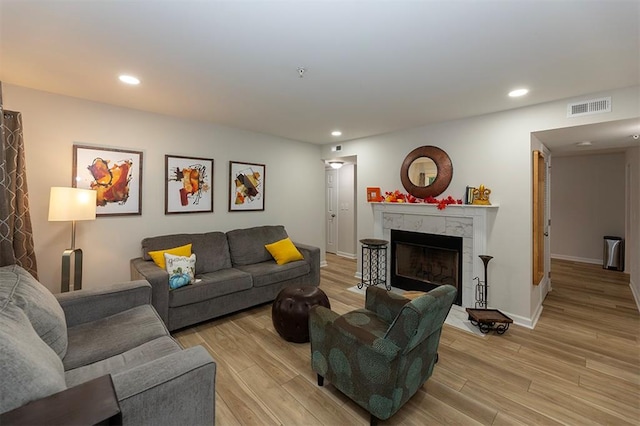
[[435, 352, 439, 363], [370, 414, 380, 426], [317, 374, 324, 386]]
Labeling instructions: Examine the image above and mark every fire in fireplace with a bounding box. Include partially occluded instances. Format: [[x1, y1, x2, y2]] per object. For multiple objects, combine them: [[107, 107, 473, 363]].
[[391, 229, 463, 306]]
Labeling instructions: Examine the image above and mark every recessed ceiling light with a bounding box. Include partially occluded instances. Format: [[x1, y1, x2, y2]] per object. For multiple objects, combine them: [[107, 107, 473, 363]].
[[576, 141, 593, 147], [508, 88, 529, 97], [331, 130, 342, 137], [119, 75, 140, 85]]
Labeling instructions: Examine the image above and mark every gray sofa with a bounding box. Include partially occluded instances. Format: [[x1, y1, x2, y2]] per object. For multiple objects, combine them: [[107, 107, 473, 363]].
[[130, 225, 320, 331], [0, 264, 216, 425]]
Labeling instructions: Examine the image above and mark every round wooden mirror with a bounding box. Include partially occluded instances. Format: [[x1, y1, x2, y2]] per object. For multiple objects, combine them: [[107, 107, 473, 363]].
[[400, 146, 453, 198]]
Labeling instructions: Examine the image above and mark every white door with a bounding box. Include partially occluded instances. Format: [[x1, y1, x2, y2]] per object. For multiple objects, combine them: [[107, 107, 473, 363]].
[[326, 169, 338, 254]]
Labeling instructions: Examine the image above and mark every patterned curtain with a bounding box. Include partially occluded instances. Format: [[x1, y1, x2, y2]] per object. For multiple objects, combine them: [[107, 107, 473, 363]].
[[0, 84, 38, 277]]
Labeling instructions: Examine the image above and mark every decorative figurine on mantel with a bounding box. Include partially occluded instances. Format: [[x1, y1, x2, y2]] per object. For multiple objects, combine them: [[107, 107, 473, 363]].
[[472, 184, 491, 205]]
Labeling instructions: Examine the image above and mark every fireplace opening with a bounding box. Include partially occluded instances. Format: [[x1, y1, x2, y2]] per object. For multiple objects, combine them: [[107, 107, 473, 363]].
[[391, 229, 463, 306]]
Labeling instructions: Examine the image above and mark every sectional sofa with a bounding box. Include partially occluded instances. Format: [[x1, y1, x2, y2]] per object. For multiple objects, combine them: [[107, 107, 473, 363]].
[[130, 225, 320, 331], [0, 264, 216, 425]]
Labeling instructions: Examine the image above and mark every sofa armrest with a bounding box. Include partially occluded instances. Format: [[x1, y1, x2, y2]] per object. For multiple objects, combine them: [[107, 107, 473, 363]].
[[56, 280, 152, 328], [0, 374, 121, 425], [113, 345, 216, 426], [293, 242, 320, 286], [130, 258, 170, 327]]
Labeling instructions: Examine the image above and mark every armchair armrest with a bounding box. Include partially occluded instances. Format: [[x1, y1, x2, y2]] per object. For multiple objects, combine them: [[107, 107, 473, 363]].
[[130, 258, 170, 326], [112, 345, 215, 426], [0, 374, 121, 426], [365, 286, 409, 324], [56, 280, 151, 327], [293, 242, 320, 286]]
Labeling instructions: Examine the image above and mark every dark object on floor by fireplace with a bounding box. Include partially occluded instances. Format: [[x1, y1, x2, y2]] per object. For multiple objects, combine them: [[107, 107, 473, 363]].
[[358, 238, 389, 290], [465, 308, 513, 334], [474, 254, 493, 308], [469, 254, 513, 334]]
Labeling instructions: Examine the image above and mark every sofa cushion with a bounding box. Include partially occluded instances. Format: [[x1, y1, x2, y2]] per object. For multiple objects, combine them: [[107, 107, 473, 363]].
[[235, 260, 310, 288], [0, 265, 68, 358], [63, 305, 168, 371], [142, 232, 232, 274], [227, 225, 289, 266], [169, 268, 252, 308], [0, 302, 67, 413], [65, 336, 181, 388]]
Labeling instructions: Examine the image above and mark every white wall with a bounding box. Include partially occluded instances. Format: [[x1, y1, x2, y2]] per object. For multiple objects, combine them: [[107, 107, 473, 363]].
[[4, 84, 325, 293], [626, 147, 640, 308], [323, 85, 639, 324], [551, 153, 625, 264]]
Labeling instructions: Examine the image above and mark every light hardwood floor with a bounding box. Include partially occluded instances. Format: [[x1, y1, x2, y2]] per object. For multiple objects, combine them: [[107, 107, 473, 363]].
[[174, 255, 640, 425]]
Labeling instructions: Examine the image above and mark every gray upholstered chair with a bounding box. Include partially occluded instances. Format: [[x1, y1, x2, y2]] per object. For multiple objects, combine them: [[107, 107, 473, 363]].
[[309, 285, 456, 424], [0, 264, 216, 425]]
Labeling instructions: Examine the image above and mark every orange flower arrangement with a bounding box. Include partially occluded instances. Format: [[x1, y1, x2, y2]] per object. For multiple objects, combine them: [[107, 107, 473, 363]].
[[384, 190, 406, 203], [382, 190, 462, 210]]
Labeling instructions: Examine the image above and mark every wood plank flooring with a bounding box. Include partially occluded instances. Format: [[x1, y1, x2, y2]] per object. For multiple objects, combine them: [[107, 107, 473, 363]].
[[174, 255, 640, 425]]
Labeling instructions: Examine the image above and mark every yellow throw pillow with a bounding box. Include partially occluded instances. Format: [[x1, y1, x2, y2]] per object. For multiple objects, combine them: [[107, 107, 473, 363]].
[[265, 238, 304, 265], [148, 244, 192, 269]]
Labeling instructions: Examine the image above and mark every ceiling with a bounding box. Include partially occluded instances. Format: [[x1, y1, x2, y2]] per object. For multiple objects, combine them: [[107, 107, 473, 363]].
[[1, 1, 639, 151]]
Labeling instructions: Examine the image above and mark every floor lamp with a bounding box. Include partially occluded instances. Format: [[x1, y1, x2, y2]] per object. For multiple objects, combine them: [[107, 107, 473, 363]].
[[48, 187, 97, 292]]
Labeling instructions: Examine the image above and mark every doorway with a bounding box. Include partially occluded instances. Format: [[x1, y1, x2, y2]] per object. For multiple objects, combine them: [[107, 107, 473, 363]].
[[324, 159, 357, 258]]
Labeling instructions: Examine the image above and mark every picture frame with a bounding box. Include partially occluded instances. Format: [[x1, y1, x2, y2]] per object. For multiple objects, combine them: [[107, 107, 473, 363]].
[[165, 155, 214, 214], [73, 144, 143, 216], [367, 187, 382, 202], [229, 161, 265, 211]]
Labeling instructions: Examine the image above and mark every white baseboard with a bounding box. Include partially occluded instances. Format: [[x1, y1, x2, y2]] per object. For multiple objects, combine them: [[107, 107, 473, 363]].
[[320, 260, 328, 268], [551, 253, 601, 265], [630, 279, 640, 312], [336, 251, 356, 259], [497, 307, 538, 329]]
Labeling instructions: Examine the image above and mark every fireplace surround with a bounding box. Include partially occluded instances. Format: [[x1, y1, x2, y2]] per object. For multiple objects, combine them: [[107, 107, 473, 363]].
[[371, 202, 498, 308]]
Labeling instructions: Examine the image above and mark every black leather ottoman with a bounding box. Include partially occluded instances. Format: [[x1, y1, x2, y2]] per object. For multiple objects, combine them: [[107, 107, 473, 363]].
[[272, 286, 330, 343]]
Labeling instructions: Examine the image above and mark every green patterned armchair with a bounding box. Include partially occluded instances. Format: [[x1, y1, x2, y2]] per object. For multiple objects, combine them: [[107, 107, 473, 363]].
[[309, 285, 456, 424]]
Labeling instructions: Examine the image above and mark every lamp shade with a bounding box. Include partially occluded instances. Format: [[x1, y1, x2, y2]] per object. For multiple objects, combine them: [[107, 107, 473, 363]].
[[48, 187, 97, 222]]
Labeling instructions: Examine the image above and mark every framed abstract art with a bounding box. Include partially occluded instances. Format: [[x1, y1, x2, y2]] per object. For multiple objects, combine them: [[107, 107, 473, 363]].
[[229, 161, 265, 212], [165, 155, 213, 214], [73, 144, 143, 216]]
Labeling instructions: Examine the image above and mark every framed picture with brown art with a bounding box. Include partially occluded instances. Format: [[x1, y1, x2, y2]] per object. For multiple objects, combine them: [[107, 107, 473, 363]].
[[165, 155, 213, 214], [73, 144, 143, 216], [229, 161, 265, 211]]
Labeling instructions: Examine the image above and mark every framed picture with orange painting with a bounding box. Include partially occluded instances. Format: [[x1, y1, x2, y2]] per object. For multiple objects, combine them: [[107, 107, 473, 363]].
[[73, 144, 143, 216], [165, 155, 213, 214]]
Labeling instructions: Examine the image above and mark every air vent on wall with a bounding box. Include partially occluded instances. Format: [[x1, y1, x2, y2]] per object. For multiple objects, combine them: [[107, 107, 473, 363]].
[[567, 97, 611, 117]]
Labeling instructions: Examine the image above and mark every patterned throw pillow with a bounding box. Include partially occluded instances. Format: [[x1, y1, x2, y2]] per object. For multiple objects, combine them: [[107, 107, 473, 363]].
[[164, 253, 196, 290]]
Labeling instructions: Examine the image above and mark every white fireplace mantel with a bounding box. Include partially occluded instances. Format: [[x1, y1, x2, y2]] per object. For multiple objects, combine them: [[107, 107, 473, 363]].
[[371, 202, 498, 308]]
